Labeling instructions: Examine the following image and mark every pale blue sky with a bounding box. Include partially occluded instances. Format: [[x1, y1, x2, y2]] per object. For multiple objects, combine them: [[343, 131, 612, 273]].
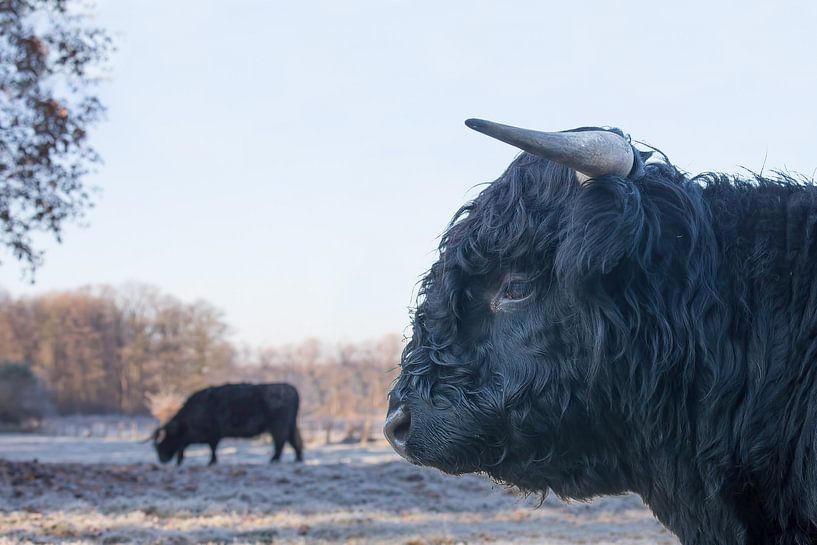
[[1, 1, 816, 346]]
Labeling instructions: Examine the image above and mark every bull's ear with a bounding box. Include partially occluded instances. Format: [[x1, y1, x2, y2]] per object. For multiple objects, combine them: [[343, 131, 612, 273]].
[[554, 178, 644, 282]]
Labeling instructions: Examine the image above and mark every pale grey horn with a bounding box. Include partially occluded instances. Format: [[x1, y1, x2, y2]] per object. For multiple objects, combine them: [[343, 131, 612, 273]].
[[464, 118, 634, 183]]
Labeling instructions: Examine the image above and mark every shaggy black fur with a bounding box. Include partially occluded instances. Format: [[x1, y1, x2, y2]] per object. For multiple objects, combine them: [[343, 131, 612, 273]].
[[387, 133, 817, 544]]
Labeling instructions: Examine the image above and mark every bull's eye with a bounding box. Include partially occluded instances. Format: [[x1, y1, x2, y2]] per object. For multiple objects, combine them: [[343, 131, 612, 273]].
[[491, 273, 532, 312], [504, 279, 530, 300]]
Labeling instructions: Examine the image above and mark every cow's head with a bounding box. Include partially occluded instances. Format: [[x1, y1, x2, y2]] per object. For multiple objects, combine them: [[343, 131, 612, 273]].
[[151, 419, 185, 463], [385, 119, 706, 498]]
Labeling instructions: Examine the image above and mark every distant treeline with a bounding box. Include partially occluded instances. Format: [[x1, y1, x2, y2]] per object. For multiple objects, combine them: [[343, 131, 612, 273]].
[[0, 285, 401, 439]]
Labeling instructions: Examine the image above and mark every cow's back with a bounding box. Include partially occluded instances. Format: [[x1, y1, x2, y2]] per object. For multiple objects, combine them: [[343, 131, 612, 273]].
[[210, 383, 299, 438], [258, 383, 299, 414]]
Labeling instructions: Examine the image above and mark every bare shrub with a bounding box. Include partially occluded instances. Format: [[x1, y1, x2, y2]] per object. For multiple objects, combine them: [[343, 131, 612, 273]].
[[0, 362, 51, 430], [145, 390, 185, 423]]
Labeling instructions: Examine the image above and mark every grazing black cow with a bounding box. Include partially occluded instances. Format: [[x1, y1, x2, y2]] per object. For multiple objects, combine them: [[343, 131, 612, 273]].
[[151, 383, 303, 465], [384, 119, 817, 544]]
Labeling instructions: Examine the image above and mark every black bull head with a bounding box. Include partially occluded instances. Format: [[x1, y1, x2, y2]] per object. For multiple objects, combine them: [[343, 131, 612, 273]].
[[384, 118, 647, 487]]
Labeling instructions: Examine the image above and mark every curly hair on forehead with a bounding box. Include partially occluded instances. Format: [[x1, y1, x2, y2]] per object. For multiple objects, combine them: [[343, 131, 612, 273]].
[[406, 149, 714, 379], [399, 155, 578, 388], [441, 154, 578, 261]]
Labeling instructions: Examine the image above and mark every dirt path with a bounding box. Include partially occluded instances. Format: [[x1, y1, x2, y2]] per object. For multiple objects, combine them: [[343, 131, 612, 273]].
[[0, 444, 677, 545]]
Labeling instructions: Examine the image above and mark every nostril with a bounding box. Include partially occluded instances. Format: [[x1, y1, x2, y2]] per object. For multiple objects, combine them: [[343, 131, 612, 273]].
[[384, 405, 411, 457], [392, 413, 411, 442]]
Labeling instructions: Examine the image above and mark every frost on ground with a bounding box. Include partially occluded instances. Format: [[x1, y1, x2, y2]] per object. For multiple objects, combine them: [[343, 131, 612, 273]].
[[0, 436, 678, 545]]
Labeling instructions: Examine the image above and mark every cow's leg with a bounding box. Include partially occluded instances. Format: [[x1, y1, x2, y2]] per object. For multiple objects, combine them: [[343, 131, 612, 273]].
[[288, 424, 304, 462], [208, 440, 219, 465], [270, 430, 285, 462], [175, 448, 185, 466]]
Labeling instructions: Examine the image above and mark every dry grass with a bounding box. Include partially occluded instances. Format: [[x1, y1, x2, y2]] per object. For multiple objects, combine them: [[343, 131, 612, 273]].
[[0, 443, 678, 545]]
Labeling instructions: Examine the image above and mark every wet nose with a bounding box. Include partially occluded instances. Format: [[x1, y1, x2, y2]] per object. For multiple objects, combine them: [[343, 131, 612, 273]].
[[383, 403, 411, 459]]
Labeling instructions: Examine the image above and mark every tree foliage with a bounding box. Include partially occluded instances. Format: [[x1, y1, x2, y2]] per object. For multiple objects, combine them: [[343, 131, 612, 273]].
[[0, 285, 402, 440], [0, 284, 236, 413], [0, 0, 111, 272], [0, 360, 49, 426]]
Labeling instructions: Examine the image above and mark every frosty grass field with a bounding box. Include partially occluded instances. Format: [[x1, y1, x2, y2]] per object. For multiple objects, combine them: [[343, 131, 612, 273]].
[[0, 419, 676, 545]]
